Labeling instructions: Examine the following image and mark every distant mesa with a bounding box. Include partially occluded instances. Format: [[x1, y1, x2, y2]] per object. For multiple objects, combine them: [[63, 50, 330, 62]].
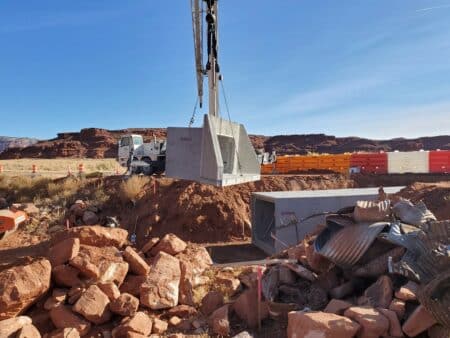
[[0, 128, 449, 159], [0, 136, 38, 154]]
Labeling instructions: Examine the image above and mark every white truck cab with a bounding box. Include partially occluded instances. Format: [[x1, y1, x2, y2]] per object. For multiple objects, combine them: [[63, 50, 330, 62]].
[[118, 134, 166, 175], [118, 135, 144, 167]]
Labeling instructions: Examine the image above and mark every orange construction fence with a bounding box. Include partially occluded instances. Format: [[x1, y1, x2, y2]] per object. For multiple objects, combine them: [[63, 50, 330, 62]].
[[262, 154, 352, 174]]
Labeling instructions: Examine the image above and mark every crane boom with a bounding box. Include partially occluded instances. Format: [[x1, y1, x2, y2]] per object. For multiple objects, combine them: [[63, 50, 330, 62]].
[[191, 0, 220, 116], [165, 0, 261, 186], [191, 0, 203, 107]]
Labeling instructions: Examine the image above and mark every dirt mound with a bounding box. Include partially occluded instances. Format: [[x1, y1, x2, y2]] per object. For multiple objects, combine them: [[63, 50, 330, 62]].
[[109, 174, 355, 245], [393, 181, 450, 220]]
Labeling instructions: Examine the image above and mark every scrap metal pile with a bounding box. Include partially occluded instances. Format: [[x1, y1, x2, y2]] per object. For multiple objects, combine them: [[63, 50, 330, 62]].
[[263, 195, 450, 337]]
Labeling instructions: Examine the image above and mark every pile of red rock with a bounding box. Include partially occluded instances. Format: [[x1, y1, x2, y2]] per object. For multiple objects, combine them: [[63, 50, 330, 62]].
[[0, 226, 217, 337]]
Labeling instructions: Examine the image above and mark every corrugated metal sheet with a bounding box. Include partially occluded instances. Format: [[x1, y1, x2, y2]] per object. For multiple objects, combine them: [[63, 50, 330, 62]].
[[393, 200, 436, 226], [314, 222, 389, 268], [386, 223, 450, 284], [353, 246, 405, 277], [419, 269, 450, 329], [353, 200, 391, 222], [387, 151, 429, 174], [422, 220, 450, 242]]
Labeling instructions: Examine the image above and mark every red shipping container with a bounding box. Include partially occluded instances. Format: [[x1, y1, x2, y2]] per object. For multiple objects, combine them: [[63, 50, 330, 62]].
[[350, 153, 388, 174], [429, 150, 450, 173]]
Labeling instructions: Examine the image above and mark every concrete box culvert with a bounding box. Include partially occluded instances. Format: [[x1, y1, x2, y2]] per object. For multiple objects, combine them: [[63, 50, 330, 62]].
[[251, 186, 404, 254]]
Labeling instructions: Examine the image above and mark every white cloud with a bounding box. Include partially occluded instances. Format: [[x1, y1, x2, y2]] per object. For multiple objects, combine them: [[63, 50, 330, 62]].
[[264, 77, 386, 118], [416, 4, 450, 12]]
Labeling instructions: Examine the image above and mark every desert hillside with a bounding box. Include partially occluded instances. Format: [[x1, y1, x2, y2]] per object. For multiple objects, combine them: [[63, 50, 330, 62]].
[[0, 136, 38, 154], [0, 128, 449, 159]]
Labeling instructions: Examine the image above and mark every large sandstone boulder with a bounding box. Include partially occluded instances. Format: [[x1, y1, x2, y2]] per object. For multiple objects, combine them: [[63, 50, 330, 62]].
[[176, 245, 212, 306], [53, 226, 128, 248], [123, 246, 150, 276], [140, 252, 181, 309], [362, 275, 393, 309], [0, 259, 52, 319], [344, 306, 389, 338], [48, 238, 80, 267], [49, 305, 91, 336], [287, 311, 360, 338], [141, 237, 159, 255], [323, 299, 353, 315], [402, 305, 437, 337], [151, 233, 187, 256], [69, 245, 128, 285], [112, 312, 152, 338], [97, 282, 120, 301], [52, 265, 83, 288], [377, 308, 403, 338], [109, 293, 139, 317], [16, 324, 41, 338], [72, 285, 111, 324], [0, 316, 32, 338], [120, 275, 146, 297]]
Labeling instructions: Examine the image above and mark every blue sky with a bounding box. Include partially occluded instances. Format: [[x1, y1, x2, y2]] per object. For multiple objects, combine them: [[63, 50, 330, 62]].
[[1, 1, 449, 139]]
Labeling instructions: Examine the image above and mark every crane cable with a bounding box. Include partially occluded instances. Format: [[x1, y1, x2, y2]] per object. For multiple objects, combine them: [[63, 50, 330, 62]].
[[220, 78, 243, 173], [188, 96, 199, 127]]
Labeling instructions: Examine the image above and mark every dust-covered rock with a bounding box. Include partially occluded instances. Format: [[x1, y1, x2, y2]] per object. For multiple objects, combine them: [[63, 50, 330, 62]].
[[123, 246, 150, 276], [344, 306, 389, 338], [112, 311, 152, 338], [72, 285, 112, 324], [287, 311, 360, 338], [151, 233, 187, 256], [140, 252, 181, 310], [109, 293, 139, 317], [16, 323, 41, 338], [0, 316, 32, 338], [52, 265, 83, 288], [97, 281, 120, 301], [402, 305, 437, 337], [53, 226, 128, 248], [0, 259, 51, 320], [49, 305, 91, 336], [48, 238, 80, 267]]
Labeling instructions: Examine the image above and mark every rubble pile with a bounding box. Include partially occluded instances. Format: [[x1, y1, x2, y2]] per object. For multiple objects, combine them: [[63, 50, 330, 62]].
[[0, 187, 448, 338], [264, 196, 450, 338], [0, 226, 219, 337]]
